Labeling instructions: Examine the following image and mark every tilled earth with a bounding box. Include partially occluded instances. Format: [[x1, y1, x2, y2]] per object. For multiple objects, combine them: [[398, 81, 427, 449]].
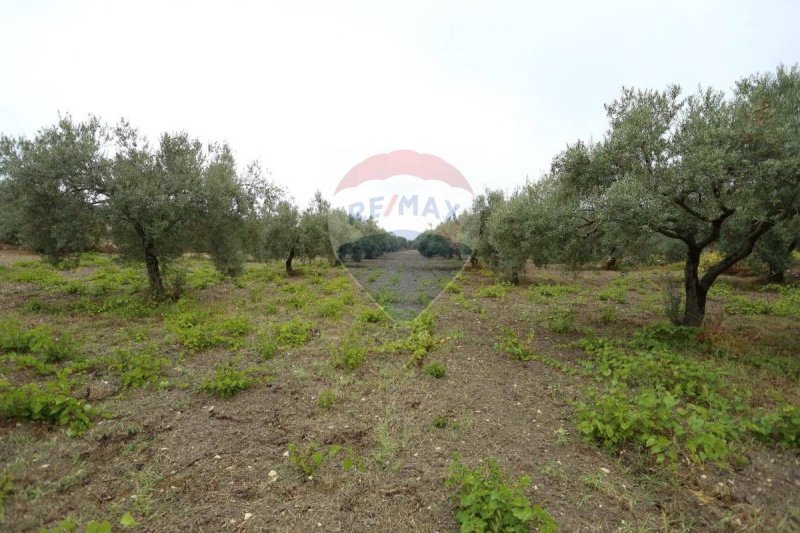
[[1, 250, 799, 532]]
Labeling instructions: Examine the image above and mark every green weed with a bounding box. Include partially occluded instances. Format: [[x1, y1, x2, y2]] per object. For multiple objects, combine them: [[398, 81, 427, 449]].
[[167, 311, 252, 351], [575, 339, 748, 464], [383, 311, 437, 366], [598, 285, 626, 304], [545, 308, 577, 334], [317, 388, 336, 410], [0, 319, 79, 363], [725, 295, 771, 315], [275, 319, 313, 347], [358, 308, 388, 324], [375, 287, 401, 306], [0, 380, 97, 436], [331, 341, 367, 370], [476, 283, 512, 299], [750, 405, 800, 447], [526, 283, 578, 303], [0, 470, 12, 521], [423, 362, 446, 378], [108, 349, 169, 388], [200, 362, 257, 397], [316, 297, 344, 318], [495, 328, 579, 375], [446, 458, 557, 533], [433, 415, 450, 429], [287, 441, 345, 478]]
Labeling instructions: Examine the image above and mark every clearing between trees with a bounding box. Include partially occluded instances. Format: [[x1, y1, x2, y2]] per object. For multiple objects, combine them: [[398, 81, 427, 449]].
[[1, 249, 798, 532]]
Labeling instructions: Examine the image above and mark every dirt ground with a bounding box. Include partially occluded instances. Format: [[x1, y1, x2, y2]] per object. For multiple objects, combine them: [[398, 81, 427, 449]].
[[1, 249, 799, 532], [345, 250, 464, 320]]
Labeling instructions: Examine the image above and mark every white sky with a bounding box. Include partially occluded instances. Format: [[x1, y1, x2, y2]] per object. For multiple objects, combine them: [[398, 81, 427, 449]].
[[1, 0, 798, 205]]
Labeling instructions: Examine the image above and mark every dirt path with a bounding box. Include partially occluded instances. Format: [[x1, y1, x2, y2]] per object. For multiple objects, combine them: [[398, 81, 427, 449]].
[[345, 249, 465, 320]]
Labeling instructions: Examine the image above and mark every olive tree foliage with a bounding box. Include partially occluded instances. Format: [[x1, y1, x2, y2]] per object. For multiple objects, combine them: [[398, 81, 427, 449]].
[[256, 198, 300, 273], [299, 191, 337, 265], [0, 178, 22, 244], [0, 116, 107, 263], [735, 218, 798, 283], [553, 65, 800, 325], [327, 210, 406, 264], [548, 142, 661, 270], [106, 121, 265, 293], [460, 190, 507, 269], [756, 222, 798, 283], [253, 190, 336, 273], [1, 115, 267, 296]]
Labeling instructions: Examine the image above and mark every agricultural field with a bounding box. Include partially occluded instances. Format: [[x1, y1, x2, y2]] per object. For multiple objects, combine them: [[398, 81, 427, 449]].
[[1, 249, 798, 532]]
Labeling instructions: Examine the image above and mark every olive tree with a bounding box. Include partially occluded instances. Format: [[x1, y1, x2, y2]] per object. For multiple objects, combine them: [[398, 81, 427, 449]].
[[1, 116, 261, 296], [257, 198, 301, 273], [461, 190, 507, 269], [553, 65, 800, 325], [0, 116, 107, 263]]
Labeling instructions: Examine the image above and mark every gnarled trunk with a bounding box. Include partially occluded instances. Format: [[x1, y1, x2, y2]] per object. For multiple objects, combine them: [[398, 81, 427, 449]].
[[285, 246, 295, 274], [682, 246, 708, 326], [144, 242, 164, 296]]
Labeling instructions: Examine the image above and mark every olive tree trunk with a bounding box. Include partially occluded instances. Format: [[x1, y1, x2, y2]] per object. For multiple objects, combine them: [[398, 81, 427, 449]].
[[144, 241, 165, 296], [285, 246, 295, 274], [682, 247, 708, 326]]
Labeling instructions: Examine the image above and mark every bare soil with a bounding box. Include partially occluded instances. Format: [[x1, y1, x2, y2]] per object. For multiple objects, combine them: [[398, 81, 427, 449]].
[[1, 250, 799, 532]]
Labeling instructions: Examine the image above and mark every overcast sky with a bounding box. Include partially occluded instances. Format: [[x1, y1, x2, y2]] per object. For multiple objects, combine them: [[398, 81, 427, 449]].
[[1, 0, 798, 204]]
